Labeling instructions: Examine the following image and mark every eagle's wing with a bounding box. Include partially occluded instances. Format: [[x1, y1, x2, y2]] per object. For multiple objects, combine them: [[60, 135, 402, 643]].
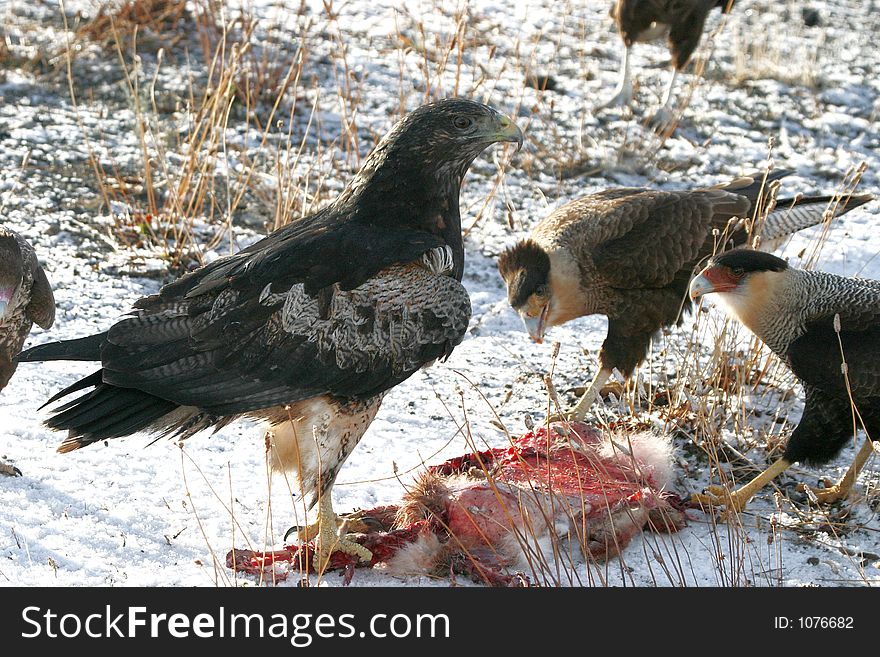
[[589, 188, 750, 288], [25, 255, 55, 330], [157, 208, 449, 303], [99, 262, 471, 416]]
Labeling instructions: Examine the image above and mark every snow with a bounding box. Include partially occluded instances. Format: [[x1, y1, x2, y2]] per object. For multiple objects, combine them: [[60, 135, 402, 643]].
[[0, 0, 878, 587]]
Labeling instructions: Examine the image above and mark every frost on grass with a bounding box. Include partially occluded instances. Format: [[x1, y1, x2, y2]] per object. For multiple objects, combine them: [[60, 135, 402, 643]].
[[0, 0, 878, 587]]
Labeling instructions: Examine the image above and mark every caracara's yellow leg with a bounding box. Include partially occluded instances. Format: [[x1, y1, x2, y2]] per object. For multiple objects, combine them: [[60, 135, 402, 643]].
[[551, 368, 613, 423], [305, 494, 372, 568], [692, 458, 792, 519], [806, 439, 877, 504]]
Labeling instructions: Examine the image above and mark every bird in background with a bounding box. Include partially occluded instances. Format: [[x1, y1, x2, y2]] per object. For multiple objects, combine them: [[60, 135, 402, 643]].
[[16, 99, 523, 566], [689, 248, 880, 514], [0, 226, 55, 477], [498, 171, 872, 423], [600, 0, 735, 130]]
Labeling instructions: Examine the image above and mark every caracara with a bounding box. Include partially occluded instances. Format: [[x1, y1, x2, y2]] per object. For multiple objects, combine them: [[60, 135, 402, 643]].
[[689, 248, 880, 513], [1, 227, 55, 477], [16, 99, 523, 565], [497, 172, 872, 421], [600, 0, 735, 129]]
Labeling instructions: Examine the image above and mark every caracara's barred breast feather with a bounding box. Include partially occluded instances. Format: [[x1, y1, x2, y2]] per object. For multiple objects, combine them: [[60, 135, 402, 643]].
[[749, 268, 880, 360]]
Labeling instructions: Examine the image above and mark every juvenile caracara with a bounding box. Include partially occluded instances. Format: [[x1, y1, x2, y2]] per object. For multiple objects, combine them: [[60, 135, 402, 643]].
[[689, 248, 880, 513], [601, 0, 735, 129], [497, 172, 871, 421], [17, 99, 523, 565], [1, 227, 55, 477]]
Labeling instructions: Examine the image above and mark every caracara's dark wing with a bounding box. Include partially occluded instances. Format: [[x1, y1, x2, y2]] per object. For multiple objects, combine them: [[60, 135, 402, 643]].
[[786, 286, 880, 400], [588, 188, 750, 288]]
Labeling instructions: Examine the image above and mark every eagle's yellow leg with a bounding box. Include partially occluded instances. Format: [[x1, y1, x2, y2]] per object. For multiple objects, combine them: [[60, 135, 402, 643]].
[[804, 439, 876, 504], [691, 458, 791, 520], [304, 494, 372, 569], [551, 368, 613, 423]]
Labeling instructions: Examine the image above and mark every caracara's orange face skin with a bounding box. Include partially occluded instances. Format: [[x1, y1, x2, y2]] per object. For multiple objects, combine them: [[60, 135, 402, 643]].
[[698, 265, 744, 296]]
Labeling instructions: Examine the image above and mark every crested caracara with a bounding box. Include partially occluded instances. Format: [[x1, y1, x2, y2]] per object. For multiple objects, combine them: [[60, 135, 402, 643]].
[[497, 171, 872, 421], [689, 248, 880, 514], [17, 99, 523, 566], [600, 0, 735, 130], [1, 227, 55, 477]]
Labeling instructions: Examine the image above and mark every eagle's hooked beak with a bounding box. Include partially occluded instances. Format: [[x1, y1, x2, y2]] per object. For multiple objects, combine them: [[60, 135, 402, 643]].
[[494, 114, 524, 151], [520, 302, 548, 344]]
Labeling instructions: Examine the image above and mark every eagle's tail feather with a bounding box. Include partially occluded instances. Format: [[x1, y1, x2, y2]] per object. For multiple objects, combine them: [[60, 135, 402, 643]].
[[16, 332, 107, 363], [41, 370, 104, 409], [46, 373, 178, 451]]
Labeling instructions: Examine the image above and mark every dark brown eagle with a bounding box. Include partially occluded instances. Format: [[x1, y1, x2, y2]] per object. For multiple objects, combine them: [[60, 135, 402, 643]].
[[17, 99, 523, 564], [600, 0, 735, 128], [1, 227, 56, 477], [497, 172, 871, 421], [690, 248, 880, 514]]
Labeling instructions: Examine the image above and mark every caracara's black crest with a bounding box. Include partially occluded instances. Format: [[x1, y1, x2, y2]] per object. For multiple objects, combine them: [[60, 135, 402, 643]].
[[498, 239, 550, 308], [709, 248, 789, 273]]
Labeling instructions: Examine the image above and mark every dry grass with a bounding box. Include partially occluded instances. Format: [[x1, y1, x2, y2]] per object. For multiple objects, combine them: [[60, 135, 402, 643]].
[[37, 0, 876, 586]]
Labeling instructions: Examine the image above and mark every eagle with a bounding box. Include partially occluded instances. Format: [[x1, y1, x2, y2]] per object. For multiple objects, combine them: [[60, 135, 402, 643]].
[[689, 248, 880, 514], [16, 99, 523, 565], [600, 0, 735, 129], [497, 172, 872, 421], [1, 227, 56, 477]]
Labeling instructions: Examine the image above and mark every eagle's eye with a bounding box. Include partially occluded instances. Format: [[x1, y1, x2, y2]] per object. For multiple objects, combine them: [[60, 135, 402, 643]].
[[731, 267, 745, 277], [453, 115, 474, 130]]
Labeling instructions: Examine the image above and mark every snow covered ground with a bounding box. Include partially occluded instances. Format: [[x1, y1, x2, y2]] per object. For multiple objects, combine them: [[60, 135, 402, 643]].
[[1, 0, 878, 587]]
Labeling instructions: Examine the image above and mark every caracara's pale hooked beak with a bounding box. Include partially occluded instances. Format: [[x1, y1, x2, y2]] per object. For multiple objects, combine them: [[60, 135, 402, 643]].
[[690, 266, 738, 301], [689, 272, 713, 301], [519, 302, 549, 344]]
